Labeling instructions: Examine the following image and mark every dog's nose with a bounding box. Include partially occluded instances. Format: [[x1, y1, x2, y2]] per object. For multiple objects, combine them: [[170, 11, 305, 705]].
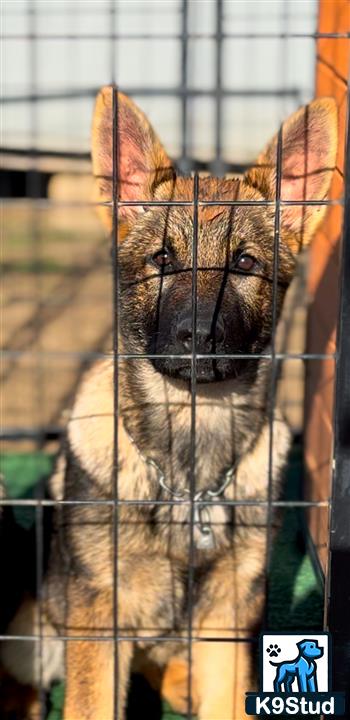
[[176, 314, 225, 351]]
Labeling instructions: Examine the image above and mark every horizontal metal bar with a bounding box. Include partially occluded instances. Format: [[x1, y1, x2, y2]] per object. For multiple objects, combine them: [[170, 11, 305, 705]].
[[0, 426, 63, 441], [0, 146, 246, 175], [1, 146, 91, 161], [2, 32, 349, 41], [0, 197, 344, 208], [0, 87, 302, 104], [0, 633, 258, 643], [116, 198, 344, 208], [0, 350, 337, 360], [0, 498, 330, 508], [1, 350, 108, 360]]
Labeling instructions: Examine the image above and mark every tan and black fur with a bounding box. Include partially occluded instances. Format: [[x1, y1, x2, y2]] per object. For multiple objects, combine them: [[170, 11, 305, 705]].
[[1, 90, 337, 719]]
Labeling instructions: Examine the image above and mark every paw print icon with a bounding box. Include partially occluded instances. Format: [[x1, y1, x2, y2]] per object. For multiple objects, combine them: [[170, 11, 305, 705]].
[[266, 644, 281, 658]]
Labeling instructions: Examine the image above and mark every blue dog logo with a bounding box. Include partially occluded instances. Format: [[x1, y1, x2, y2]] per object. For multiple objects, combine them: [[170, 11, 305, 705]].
[[245, 633, 346, 715], [269, 639, 324, 692]]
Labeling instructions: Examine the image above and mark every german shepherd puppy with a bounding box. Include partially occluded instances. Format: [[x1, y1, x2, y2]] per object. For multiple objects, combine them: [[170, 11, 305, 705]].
[[1, 90, 336, 719]]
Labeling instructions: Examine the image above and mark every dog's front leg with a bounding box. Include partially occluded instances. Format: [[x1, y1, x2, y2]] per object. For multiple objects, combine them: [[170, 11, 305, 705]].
[[63, 554, 183, 720], [64, 639, 133, 720], [308, 675, 317, 692], [297, 672, 309, 693], [193, 532, 266, 720], [193, 631, 251, 720], [63, 583, 133, 720]]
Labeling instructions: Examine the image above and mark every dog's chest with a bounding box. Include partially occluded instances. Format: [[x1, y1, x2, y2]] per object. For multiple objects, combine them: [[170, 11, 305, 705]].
[[153, 490, 233, 560], [162, 401, 240, 477], [142, 401, 239, 557]]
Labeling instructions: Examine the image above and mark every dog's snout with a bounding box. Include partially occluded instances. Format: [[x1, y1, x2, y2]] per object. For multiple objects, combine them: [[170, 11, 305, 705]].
[[176, 313, 225, 351]]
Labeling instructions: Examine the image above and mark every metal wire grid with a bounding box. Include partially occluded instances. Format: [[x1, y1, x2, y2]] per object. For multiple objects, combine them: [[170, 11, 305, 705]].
[[2, 0, 340, 170], [1, 1, 349, 718]]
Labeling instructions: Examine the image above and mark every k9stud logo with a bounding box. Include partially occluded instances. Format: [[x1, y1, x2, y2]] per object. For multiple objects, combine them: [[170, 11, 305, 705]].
[[245, 633, 346, 716], [263, 633, 328, 692]]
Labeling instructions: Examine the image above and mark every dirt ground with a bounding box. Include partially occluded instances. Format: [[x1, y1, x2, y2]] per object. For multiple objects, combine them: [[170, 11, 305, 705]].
[[2, 194, 113, 451]]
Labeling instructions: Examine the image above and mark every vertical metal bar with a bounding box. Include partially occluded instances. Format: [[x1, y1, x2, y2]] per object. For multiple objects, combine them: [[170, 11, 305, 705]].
[[180, 0, 189, 171], [213, 0, 223, 175], [35, 499, 45, 719], [27, 1, 45, 717], [110, 0, 116, 85], [280, 0, 290, 118], [265, 125, 283, 628], [27, 0, 42, 437], [112, 87, 120, 720], [327, 101, 350, 694], [187, 171, 199, 718], [110, 2, 119, 714]]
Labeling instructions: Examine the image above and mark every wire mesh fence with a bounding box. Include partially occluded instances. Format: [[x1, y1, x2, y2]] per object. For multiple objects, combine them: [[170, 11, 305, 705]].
[[1, 1, 349, 719]]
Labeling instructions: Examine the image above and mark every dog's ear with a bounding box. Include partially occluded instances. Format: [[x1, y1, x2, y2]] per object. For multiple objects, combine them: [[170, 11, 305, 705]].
[[244, 98, 338, 252], [92, 87, 175, 233]]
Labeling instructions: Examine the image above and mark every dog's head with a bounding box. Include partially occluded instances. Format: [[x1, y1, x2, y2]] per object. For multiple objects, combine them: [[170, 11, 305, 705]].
[[92, 88, 337, 384], [297, 639, 324, 660]]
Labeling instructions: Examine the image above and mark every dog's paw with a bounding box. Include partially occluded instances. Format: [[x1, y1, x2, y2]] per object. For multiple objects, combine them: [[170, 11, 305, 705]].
[[161, 657, 199, 716], [266, 644, 281, 658]]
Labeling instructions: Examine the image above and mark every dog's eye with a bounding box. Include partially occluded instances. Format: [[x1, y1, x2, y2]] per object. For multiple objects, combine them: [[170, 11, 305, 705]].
[[151, 248, 173, 268], [235, 254, 256, 272]]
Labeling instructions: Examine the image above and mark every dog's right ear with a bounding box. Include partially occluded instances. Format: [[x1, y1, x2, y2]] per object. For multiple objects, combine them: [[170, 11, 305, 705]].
[[92, 87, 175, 234]]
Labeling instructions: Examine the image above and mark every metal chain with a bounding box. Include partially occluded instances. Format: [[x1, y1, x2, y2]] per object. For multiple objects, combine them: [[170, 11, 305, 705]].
[[122, 418, 236, 539]]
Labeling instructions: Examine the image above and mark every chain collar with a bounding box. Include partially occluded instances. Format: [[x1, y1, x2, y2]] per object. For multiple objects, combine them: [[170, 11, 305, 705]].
[[123, 418, 236, 550]]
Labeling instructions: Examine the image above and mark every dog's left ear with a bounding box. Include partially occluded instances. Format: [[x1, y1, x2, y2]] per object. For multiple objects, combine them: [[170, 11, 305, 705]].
[[244, 98, 338, 252], [92, 86, 175, 233], [297, 640, 307, 651]]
